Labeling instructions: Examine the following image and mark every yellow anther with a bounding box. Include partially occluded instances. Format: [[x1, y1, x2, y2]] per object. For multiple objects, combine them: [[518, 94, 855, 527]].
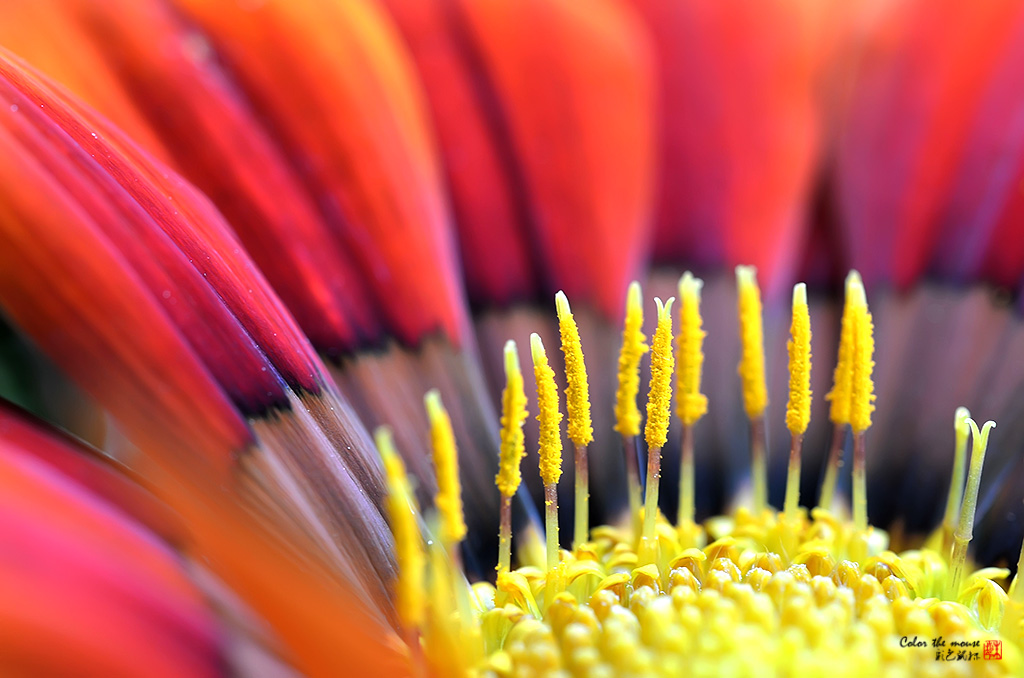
[[614, 281, 649, 436], [425, 390, 466, 545], [496, 340, 528, 498], [785, 283, 812, 436], [375, 426, 425, 630], [531, 333, 563, 487], [645, 297, 676, 450], [849, 288, 875, 434], [736, 265, 768, 419], [827, 271, 865, 425], [676, 272, 707, 426], [555, 291, 593, 446]]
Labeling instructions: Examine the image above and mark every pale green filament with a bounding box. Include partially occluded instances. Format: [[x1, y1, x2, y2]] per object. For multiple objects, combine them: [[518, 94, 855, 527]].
[[946, 418, 996, 600]]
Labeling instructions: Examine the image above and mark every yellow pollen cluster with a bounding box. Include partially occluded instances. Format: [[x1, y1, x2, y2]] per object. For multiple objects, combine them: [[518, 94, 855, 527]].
[[614, 281, 648, 437], [850, 297, 876, 434], [644, 297, 675, 450], [785, 283, 812, 436], [676, 273, 707, 427], [827, 271, 863, 426], [556, 292, 594, 446], [497, 340, 529, 499], [531, 333, 563, 487]]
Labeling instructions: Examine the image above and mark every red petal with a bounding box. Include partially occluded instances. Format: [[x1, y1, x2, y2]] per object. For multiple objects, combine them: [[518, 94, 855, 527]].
[[168, 0, 466, 348], [0, 415, 221, 676], [632, 0, 828, 297], [836, 0, 1024, 288], [380, 0, 538, 308]]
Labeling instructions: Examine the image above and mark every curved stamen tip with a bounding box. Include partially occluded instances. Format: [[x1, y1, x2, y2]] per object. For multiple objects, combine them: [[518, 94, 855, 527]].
[[530, 332, 546, 362], [555, 290, 571, 318], [847, 270, 866, 307], [504, 339, 520, 375], [424, 388, 443, 420], [655, 295, 675, 319], [793, 282, 807, 306]]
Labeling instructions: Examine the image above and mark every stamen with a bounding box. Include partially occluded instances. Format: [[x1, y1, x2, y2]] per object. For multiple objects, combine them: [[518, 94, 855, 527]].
[[376, 426, 425, 632], [555, 291, 592, 549], [531, 332, 563, 571], [941, 407, 972, 554], [425, 390, 466, 548], [736, 265, 768, 512], [496, 340, 528, 574], [641, 297, 675, 566], [784, 283, 811, 522], [675, 273, 706, 534], [947, 418, 996, 600], [819, 271, 862, 510], [614, 281, 648, 534], [849, 278, 875, 539]]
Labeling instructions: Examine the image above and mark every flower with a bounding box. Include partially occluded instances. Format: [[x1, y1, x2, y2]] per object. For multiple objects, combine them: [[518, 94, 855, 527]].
[[1, 0, 1024, 675]]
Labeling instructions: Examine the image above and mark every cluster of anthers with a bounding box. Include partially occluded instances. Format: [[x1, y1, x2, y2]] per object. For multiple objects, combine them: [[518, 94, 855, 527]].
[[376, 268, 1024, 677]]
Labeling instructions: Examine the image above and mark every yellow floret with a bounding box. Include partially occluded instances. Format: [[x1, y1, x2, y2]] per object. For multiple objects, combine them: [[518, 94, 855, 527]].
[[375, 426, 424, 630], [496, 340, 528, 498], [645, 297, 676, 450], [614, 281, 649, 436], [425, 389, 466, 544], [531, 333, 563, 486], [555, 291, 594, 446], [676, 272, 707, 426], [785, 283, 812, 436], [736, 266, 768, 419]]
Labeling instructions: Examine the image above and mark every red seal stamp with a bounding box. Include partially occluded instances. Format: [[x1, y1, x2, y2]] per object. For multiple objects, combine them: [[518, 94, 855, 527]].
[[983, 640, 1002, 660]]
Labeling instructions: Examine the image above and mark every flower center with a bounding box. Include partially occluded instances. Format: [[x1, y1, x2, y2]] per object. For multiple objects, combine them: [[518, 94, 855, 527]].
[[377, 269, 1024, 677]]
